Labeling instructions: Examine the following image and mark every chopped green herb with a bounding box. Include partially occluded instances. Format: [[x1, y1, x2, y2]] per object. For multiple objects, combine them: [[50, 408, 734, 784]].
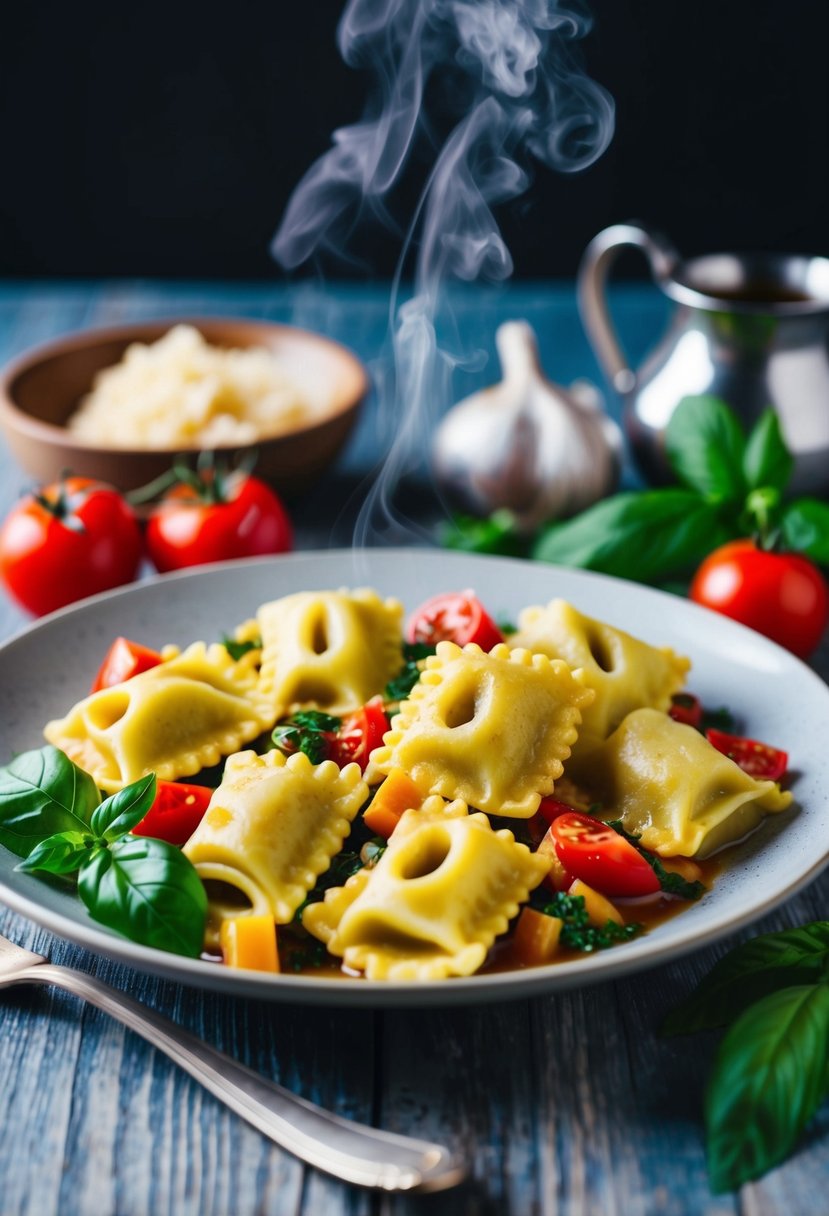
[[271, 710, 342, 764], [385, 642, 436, 702], [221, 634, 261, 661], [700, 705, 736, 733], [536, 891, 641, 952], [496, 619, 517, 636]]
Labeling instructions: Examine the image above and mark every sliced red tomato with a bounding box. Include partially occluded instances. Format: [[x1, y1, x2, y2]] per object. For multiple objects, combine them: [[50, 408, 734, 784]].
[[705, 728, 788, 781], [536, 826, 576, 892], [549, 811, 661, 898], [668, 693, 703, 728], [132, 781, 213, 845], [91, 637, 165, 692], [330, 697, 390, 771], [406, 591, 504, 651], [536, 796, 580, 824]]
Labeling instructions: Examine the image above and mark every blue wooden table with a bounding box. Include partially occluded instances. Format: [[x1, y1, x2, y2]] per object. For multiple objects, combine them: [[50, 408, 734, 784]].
[[0, 280, 827, 1216]]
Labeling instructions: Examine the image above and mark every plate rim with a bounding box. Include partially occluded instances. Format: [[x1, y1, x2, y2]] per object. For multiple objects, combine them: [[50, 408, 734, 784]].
[[1, 547, 828, 1008]]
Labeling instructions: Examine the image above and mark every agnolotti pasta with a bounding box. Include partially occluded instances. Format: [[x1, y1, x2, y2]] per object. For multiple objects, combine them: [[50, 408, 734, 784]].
[[302, 796, 551, 979], [584, 708, 792, 858], [371, 641, 594, 818], [257, 588, 404, 716], [184, 750, 368, 943], [43, 642, 275, 793], [511, 599, 690, 756]]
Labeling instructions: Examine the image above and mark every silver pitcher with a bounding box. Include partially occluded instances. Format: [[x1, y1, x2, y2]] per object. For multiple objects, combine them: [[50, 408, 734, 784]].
[[578, 221, 829, 496]]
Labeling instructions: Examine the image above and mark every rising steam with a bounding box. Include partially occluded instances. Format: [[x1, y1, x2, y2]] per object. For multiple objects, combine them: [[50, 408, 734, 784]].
[[272, 0, 614, 547]]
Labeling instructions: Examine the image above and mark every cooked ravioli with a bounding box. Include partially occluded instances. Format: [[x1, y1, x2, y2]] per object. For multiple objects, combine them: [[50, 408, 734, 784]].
[[43, 642, 275, 792], [511, 599, 690, 757], [257, 587, 404, 716], [302, 796, 551, 979], [184, 749, 368, 945], [371, 641, 593, 818], [583, 708, 792, 858]]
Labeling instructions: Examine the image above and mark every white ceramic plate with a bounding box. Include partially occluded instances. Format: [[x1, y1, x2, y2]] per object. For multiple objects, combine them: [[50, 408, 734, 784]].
[[1, 549, 828, 1007]]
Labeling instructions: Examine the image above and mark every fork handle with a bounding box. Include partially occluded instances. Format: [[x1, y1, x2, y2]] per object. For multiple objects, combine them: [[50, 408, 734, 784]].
[[21, 963, 463, 1193]]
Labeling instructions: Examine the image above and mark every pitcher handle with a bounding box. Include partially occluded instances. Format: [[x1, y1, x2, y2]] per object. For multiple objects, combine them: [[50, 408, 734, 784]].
[[577, 222, 679, 394]]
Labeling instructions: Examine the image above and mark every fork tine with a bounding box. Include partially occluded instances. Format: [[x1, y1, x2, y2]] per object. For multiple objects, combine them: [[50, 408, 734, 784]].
[[0, 930, 46, 973]]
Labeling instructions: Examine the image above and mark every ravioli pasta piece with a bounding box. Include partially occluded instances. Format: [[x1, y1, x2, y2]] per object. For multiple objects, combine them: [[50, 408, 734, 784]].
[[302, 796, 550, 980], [371, 641, 593, 818], [511, 599, 690, 757], [257, 588, 404, 716], [184, 750, 367, 945], [43, 642, 275, 793], [585, 708, 792, 858]]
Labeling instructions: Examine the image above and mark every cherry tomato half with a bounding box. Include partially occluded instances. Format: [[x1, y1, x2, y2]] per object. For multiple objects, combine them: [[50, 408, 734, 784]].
[[705, 728, 788, 781], [145, 472, 293, 573], [549, 811, 661, 898], [0, 477, 143, 616], [91, 636, 165, 692], [132, 781, 213, 846], [406, 591, 504, 651], [330, 698, 390, 771], [690, 539, 829, 660], [668, 693, 703, 729]]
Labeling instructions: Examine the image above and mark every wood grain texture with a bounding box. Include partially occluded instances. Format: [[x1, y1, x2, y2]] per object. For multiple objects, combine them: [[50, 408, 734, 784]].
[[0, 281, 827, 1216]]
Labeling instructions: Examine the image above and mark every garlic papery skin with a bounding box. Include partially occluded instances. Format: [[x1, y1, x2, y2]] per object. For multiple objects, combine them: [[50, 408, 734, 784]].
[[432, 320, 622, 533]]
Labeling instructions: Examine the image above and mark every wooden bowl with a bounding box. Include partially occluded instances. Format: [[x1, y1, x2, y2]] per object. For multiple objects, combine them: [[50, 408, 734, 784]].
[[0, 318, 369, 496]]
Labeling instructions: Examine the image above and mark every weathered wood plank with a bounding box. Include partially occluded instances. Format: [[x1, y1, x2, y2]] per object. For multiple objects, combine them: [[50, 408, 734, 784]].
[[0, 280, 826, 1216]]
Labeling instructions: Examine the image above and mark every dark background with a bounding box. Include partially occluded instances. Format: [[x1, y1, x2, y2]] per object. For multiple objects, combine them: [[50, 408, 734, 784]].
[[2, 0, 828, 281]]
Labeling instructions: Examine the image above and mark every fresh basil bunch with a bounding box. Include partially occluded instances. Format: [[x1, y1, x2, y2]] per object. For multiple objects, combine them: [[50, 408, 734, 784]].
[[534, 395, 829, 579], [664, 922, 829, 1191], [0, 746, 207, 957], [445, 396, 829, 581]]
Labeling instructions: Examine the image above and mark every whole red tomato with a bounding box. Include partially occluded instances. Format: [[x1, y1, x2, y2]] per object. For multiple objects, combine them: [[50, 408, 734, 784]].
[[0, 477, 143, 616], [145, 471, 293, 573], [690, 539, 829, 659]]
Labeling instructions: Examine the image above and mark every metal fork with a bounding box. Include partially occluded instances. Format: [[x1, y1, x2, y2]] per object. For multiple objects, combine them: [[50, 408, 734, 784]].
[[0, 932, 465, 1193]]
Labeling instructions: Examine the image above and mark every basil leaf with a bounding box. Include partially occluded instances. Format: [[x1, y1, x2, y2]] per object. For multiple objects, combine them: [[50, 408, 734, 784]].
[[705, 983, 829, 1192], [16, 830, 96, 876], [221, 634, 261, 661], [781, 497, 829, 564], [663, 922, 829, 1035], [78, 836, 207, 958], [440, 510, 527, 557], [743, 409, 793, 492], [90, 774, 157, 842], [665, 396, 746, 503], [0, 746, 101, 859], [533, 490, 729, 583], [291, 711, 341, 732]]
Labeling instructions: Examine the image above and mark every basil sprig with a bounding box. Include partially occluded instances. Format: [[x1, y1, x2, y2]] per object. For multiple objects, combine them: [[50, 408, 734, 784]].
[[0, 746, 206, 958], [663, 922, 829, 1191], [531, 396, 829, 581]]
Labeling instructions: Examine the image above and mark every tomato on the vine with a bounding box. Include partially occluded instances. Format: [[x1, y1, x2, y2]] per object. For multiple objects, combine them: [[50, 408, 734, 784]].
[[145, 468, 293, 573], [548, 811, 661, 898], [0, 477, 143, 616], [406, 590, 504, 651], [690, 539, 828, 660]]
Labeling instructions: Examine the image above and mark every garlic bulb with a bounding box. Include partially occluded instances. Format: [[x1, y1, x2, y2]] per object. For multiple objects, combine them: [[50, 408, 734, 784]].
[[432, 320, 621, 533]]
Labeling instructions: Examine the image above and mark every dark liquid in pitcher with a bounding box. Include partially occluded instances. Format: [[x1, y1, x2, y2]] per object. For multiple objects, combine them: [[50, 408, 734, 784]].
[[704, 282, 814, 304]]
